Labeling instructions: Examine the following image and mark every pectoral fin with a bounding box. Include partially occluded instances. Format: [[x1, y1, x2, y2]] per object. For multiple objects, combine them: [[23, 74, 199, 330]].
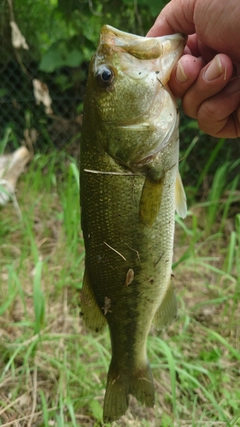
[[139, 174, 165, 226], [175, 171, 187, 218], [80, 269, 107, 333], [153, 279, 177, 330]]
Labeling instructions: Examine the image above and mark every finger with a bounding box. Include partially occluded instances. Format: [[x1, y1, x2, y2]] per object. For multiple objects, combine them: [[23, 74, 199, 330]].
[[182, 54, 233, 118], [186, 35, 200, 56], [187, 35, 219, 62], [146, 0, 196, 37], [147, 0, 240, 63], [168, 54, 205, 99], [197, 77, 240, 138], [197, 40, 220, 64]]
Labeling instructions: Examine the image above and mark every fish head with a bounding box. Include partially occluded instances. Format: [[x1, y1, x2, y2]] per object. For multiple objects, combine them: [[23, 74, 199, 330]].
[[85, 25, 186, 169]]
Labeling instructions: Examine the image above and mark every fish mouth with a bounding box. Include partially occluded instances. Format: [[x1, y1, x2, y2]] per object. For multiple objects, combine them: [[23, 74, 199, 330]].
[[99, 25, 186, 85], [100, 25, 187, 59]]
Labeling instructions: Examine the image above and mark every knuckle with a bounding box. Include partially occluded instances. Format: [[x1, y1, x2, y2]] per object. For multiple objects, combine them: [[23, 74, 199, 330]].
[[182, 95, 197, 119], [197, 101, 224, 135], [198, 100, 219, 124]]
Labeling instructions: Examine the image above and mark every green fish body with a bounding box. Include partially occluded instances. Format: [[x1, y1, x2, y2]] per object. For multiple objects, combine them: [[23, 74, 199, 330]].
[[80, 25, 186, 423]]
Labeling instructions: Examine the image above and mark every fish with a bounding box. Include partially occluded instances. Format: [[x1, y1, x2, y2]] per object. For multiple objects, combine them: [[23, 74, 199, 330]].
[[80, 25, 187, 423]]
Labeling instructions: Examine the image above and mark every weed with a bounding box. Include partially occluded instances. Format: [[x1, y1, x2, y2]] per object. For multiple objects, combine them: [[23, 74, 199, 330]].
[[0, 148, 239, 426]]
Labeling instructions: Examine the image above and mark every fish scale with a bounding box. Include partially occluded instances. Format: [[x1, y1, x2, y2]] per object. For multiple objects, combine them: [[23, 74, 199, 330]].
[[80, 25, 187, 423]]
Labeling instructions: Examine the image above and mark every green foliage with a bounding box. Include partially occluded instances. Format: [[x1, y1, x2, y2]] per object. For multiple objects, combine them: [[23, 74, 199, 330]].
[[11, 0, 167, 74], [0, 0, 167, 120], [39, 40, 84, 72]]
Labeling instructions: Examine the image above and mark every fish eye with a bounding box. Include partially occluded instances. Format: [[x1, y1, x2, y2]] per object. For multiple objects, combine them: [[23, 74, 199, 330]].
[[96, 66, 114, 87]]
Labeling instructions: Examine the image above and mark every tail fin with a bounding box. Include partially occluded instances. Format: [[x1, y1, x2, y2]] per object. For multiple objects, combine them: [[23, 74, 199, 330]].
[[103, 360, 155, 423]]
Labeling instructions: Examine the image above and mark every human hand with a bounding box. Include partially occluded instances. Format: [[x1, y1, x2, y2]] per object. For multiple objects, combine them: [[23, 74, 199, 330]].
[[147, 0, 240, 138]]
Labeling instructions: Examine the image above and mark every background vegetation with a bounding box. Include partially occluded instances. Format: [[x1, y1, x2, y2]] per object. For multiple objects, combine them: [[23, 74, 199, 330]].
[[0, 0, 240, 426]]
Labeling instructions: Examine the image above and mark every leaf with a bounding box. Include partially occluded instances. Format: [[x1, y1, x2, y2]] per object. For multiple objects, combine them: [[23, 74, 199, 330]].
[[39, 40, 83, 72], [39, 45, 65, 72], [65, 49, 83, 67]]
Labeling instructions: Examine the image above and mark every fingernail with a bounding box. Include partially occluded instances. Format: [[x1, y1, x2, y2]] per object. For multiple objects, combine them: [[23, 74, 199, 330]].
[[224, 77, 240, 95], [176, 60, 188, 83], [204, 55, 223, 81]]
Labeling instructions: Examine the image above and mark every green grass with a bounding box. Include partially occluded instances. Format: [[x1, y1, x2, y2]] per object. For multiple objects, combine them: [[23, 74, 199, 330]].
[[0, 146, 240, 427]]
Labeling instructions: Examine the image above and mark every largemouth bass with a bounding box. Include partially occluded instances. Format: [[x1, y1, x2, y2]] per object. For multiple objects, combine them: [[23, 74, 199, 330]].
[[80, 25, 187, 423]]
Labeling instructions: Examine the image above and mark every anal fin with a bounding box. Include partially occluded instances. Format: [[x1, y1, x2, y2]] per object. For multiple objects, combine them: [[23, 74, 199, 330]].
[[80, 269, 107, 333], [153, 279, 177, 330]]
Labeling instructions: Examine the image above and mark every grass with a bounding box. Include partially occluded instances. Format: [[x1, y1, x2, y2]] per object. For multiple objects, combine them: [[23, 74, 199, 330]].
[[0, 141, 240, 427]]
